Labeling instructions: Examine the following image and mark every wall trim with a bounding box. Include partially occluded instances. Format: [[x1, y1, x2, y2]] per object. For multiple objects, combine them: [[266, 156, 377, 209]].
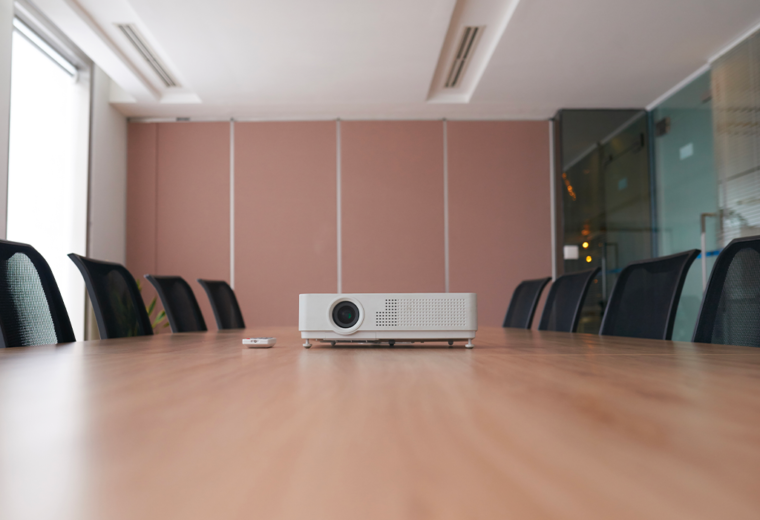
[[443, 119, 450, 292], [549, 119, 556, 280], [336, 119, 342, 294], [645, 63, 710, 111], [229, 119, 235, 289], [709, 18, 760, 64], [128, 116, 551, 124]]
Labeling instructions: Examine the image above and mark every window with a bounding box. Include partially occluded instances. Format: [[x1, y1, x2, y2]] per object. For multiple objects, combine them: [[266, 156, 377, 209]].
[[7, 16, 91, 339]]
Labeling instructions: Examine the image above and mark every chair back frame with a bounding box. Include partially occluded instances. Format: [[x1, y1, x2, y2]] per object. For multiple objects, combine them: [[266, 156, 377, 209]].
[[503, 277, 552, 329], [197, 279, 246, 330], [69, 254, 153, 339], [0, 239, 75, 347], [538, 267, 600, 333], [144, 274, 207, 333], [599, 250, 699, 341]]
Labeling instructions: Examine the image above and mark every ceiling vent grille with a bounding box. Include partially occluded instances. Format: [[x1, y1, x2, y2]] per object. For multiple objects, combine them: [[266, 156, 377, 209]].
[[117, 23, 178, 88], [444, 26, 484, 88]]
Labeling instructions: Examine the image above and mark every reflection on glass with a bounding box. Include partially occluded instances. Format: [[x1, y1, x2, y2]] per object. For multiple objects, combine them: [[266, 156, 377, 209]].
[[652, 71, 718, 341], [559, 110, 652, 333]]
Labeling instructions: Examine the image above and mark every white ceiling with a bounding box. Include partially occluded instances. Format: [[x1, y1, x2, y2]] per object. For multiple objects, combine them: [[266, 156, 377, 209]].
[[31, 0, 760, 120]]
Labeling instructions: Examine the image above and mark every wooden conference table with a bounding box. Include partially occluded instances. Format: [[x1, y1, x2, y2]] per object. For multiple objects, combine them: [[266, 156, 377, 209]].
[[1, 327, 759, 520]]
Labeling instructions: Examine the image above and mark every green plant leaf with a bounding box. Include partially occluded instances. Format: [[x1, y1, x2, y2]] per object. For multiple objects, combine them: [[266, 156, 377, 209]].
[[147, 297, 157, 316], [152, 309, 167, 328], [163, 322, 170, 328], [136, 280, 142, 292]]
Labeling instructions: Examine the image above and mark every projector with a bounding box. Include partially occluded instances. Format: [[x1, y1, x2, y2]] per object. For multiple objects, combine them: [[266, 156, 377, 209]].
[[299, 293, 477, 348]]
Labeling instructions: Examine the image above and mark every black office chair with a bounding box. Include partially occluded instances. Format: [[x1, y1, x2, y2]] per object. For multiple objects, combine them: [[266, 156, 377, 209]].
[[538, 267, 600, 333], [600, 250, 699, 340], [0, 239, 75, 347], [197, 279, 245, 330], [69, 254, 153, 339], [144, 275, 207, 333], [503, 277, 552, 329], [693, 236, 760, 347]]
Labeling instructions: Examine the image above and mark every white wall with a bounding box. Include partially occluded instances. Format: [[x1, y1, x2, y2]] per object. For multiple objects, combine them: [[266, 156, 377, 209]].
[[88, 65, 127, 263], [0, 0, 13, 239]]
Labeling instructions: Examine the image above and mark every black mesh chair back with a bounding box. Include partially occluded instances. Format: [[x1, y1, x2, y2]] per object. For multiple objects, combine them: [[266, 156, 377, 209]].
[[600, 250, 699, 340], [68, 254, 153, 339], [0, 239, 75, 347], [144, 275, 206, 333], [197, 279, 245, 330], [503, 277, 552, 329], [538, 267, 600, 332], [693, 236, 760, 347]]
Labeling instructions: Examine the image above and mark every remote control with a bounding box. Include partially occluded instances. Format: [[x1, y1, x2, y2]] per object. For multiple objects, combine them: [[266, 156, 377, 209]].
[[243, 337, 276, 348]]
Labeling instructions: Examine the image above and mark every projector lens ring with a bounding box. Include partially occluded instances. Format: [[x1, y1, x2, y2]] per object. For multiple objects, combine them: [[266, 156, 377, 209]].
[[332, 301, 360, 328]]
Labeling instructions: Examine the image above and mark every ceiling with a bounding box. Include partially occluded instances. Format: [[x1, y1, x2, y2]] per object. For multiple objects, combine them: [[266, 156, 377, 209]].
[[30, 0, 760, 120]]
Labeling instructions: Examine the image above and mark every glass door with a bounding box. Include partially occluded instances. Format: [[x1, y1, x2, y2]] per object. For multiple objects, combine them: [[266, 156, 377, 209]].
[[558, 109, 653, 333], [652, 71, 718, 341]]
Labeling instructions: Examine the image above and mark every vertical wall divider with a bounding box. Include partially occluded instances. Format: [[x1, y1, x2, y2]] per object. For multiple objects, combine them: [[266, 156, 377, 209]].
[[549, 119, 557, 280], [336, 119, 342, 294], [443, 119, 450, 293], [154, 124, 159, 272], [230, 119, 235, 289]]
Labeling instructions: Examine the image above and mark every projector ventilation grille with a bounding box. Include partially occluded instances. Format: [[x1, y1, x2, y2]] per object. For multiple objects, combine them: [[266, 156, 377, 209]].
[[375, 298, 466, 327]]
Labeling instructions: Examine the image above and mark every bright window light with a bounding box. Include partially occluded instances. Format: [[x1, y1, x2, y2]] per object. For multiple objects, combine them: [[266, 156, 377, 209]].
[[7, 29, 88, 339], [12, 18, 77, 77]]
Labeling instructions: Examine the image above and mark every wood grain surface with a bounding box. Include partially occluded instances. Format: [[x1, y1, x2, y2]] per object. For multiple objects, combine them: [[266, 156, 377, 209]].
[[1, 328, 759, 520]]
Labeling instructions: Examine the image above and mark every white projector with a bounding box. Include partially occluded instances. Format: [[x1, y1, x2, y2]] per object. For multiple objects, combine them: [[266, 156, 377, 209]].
[[299, 293, 477, 348]]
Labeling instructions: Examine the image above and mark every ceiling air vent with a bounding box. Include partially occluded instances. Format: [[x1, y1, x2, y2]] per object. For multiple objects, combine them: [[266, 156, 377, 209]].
[[444, 26, 484, 88], [117, 23, 179, 88]]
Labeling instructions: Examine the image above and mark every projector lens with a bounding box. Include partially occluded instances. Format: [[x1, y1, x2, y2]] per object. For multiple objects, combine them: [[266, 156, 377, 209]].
[[333, 301, 360, 328]]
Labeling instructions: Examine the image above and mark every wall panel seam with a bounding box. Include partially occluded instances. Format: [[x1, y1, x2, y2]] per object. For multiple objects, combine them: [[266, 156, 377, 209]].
[[154, 124, 159, 273], [443, 119, 450, 292], [230, 119, 235, 288], [336, 119, 342, 294]]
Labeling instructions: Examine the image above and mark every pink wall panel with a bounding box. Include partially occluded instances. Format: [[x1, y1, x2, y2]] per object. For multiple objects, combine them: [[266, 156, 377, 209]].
[[155, 122, 230, 329], [234, 122, 337, 326], [126, 123, 158, 311], [341, 121, 445, 293], [447, 121, 552, 328]]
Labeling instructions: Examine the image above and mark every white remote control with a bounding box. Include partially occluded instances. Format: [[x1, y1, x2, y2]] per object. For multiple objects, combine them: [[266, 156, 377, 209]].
[[243, 337, 276, 348]]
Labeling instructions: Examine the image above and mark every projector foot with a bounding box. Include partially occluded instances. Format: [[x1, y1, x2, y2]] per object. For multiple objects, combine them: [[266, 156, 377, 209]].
[[303, 340, 312, 349], [389, 340, 395, 347], [448, 340, 453, 347], [465, 339, 474, 349]]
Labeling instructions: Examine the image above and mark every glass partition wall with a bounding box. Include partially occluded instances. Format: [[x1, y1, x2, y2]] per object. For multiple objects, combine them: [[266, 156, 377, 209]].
[[556, 72, 722, 341], [554, 30, 760, 340], [556, 110, 653, 333], [651, 71, 718, 341]]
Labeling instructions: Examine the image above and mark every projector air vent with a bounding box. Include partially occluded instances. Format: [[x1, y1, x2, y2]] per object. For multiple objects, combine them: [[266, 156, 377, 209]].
[[375, 298, 466, 328], [117, 23, 178, 88], [444, 26, 484, 88]]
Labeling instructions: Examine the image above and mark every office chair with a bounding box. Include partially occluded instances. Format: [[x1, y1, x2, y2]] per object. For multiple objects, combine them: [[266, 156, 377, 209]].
[[0, 239, 75, 347], [538, 267, 600, 332], [693, 236, 760, 347], [599, 250, 699, 340], [503, 277, 552, 329], [197, 279, 245, 330], [144, 275, 207, 333], [69, 254, 153, 339]]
